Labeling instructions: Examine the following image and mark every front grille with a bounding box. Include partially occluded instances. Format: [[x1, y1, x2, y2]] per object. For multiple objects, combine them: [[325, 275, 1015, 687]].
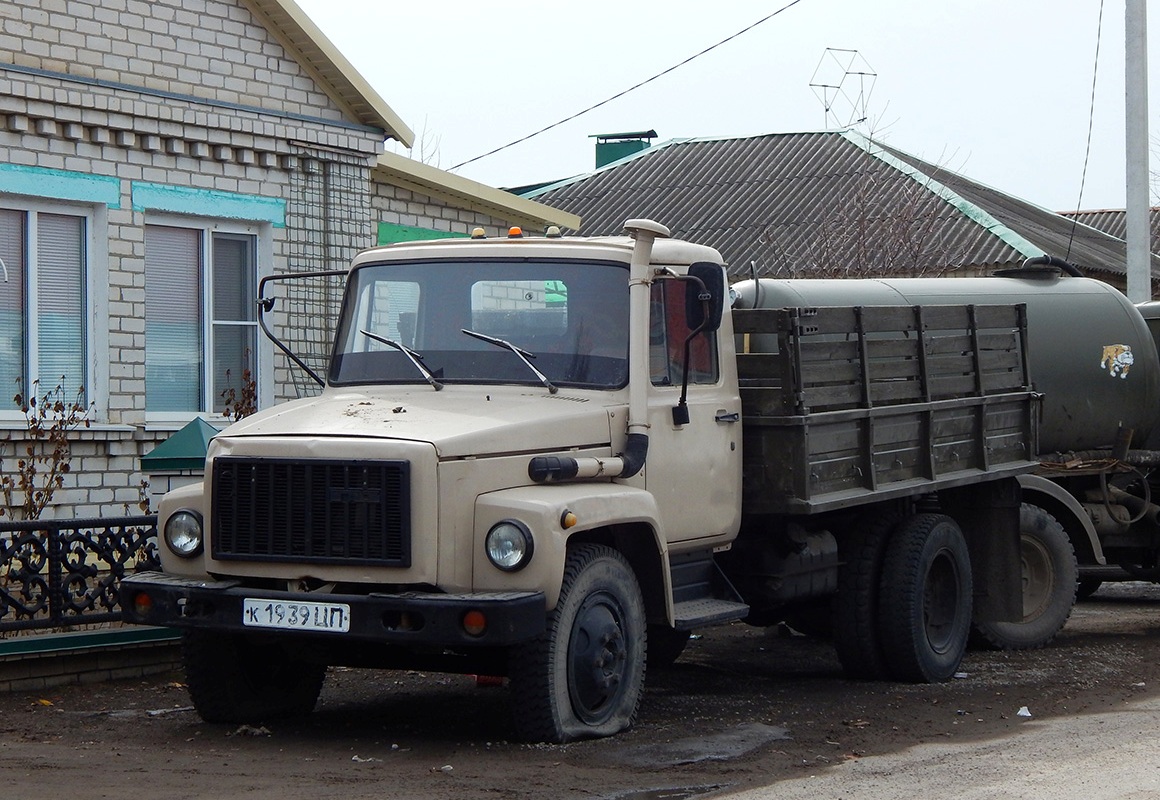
[[211, 457, 411, 567]]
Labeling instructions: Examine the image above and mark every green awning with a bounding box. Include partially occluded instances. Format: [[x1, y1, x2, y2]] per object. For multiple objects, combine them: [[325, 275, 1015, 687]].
[[141, 418, 218, 472]]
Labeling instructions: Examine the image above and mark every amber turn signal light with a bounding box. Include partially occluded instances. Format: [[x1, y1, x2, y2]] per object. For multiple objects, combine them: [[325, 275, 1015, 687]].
[[462, 609, 487, 637], [132, 592, 153, 618]]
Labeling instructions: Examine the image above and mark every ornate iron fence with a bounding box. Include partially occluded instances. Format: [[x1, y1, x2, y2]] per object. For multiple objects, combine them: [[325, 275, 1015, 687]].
[[0, 516, 159, 632]]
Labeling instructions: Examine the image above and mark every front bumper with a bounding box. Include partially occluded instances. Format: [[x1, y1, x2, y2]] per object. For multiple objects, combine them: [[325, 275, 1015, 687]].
[[120, 571, 545, 647]]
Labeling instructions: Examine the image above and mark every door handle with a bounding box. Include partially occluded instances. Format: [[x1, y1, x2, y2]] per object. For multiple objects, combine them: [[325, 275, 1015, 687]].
[[714, 410, 740, 424]]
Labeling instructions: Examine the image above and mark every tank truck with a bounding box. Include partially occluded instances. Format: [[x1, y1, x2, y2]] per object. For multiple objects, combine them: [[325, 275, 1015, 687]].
[[733, 266, 1160, 651], [121, 220, 1043, 742]]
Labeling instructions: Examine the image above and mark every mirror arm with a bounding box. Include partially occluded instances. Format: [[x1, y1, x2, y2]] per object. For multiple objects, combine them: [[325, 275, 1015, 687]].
[[672, 305, 710, 426]]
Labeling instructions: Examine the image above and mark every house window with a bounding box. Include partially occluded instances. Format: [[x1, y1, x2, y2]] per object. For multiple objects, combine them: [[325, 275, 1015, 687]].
[[145, 224, 257, 415], [0, 207, 88, 403]]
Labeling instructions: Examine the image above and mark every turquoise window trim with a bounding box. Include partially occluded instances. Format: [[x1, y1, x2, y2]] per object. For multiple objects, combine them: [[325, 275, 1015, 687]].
[[132, 183, 285, 227], [378, 222, 468, 245], [0, 163, 121, 207]]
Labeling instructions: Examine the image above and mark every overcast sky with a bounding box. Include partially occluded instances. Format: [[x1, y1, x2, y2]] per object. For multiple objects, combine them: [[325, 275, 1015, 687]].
[[294, 0, 1158, 213]]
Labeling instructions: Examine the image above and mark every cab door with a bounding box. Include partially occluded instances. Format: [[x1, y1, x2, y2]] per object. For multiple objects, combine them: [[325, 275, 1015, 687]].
[[643, 278, 743, 548]]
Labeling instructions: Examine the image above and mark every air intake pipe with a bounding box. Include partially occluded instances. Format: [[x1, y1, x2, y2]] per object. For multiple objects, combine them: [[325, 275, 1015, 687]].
[[528, 219, 668, 484]]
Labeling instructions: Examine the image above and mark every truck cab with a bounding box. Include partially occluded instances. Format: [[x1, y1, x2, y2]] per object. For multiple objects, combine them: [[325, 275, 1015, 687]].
[[122, 220, 744, 742]]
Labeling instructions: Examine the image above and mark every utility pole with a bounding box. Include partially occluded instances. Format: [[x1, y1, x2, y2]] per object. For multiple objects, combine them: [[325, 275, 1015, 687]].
[[1125, 0, 1150, 301]]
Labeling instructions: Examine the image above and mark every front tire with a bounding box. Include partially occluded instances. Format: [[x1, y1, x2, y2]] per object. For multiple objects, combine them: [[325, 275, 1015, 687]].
[[182, 630, 327, 723], [878, 514, 972, 683], [509, 544, 646, 742], [972, 504, 1077, 650]]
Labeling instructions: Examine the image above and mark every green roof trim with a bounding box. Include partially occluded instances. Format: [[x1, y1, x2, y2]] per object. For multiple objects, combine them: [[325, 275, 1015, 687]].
[[841, 129, 1046, 259], [377, 222, 469, 245], [141, 417, 219, 472]]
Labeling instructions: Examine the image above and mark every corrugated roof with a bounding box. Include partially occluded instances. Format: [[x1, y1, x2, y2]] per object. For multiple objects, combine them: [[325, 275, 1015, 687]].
[[243, 0, 414, 146], [1059, 207, 1160, 251], [527, 131, 1160, 284]]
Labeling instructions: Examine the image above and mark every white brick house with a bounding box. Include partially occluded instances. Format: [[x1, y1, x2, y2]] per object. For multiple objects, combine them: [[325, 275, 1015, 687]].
[[0, 0, 577, 518]]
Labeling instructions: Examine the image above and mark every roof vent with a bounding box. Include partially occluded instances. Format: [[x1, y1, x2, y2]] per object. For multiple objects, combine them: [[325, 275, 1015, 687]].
[[591, 130, 657, 168]]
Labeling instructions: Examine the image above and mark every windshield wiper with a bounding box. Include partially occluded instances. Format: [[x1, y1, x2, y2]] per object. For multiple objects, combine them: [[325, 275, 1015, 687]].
[[360, 329, 443, 391], [461, 328, 558, 394]]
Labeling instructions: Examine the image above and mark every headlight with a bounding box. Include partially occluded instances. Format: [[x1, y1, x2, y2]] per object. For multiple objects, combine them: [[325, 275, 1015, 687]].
[[164, 509, 203, 558], [485, 520, 534, 572]]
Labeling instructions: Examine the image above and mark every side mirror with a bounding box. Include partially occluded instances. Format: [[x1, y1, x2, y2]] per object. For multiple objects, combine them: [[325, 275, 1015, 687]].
[[685, 262, 725, 333]]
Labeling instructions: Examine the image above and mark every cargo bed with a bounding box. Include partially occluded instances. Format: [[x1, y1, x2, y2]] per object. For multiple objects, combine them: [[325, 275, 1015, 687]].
[[734, 304, 1039, 514]]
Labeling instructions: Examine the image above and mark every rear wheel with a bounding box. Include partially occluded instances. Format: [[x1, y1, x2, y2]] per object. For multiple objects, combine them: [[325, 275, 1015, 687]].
[[833, 512, 899, 680], [972, 504, 1076, 650], [509, 544, 646, 742], [182, 630, 326, 723], [878, 514, 972, 683]]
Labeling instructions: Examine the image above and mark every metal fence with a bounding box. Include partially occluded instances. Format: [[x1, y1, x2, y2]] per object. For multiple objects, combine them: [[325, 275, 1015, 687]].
[[0, 516, 159, 632]]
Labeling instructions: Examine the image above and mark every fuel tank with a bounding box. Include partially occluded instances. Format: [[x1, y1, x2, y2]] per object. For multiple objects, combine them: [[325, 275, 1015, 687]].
[[732, 273, 1160, 454]]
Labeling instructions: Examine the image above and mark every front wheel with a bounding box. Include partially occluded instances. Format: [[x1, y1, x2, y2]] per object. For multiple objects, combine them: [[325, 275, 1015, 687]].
[[877, 514, 973, 683], [972, 504, 1077, 650], [509, 544, 646, 742]]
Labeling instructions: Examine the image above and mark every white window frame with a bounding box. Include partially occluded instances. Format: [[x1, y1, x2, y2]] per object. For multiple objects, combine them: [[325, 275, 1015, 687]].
[[144, 214, 271, 425], [0, 198, 107, 424]]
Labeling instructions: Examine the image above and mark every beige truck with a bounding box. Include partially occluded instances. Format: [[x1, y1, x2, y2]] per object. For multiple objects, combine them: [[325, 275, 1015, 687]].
[[121, 220, 1042, 742]]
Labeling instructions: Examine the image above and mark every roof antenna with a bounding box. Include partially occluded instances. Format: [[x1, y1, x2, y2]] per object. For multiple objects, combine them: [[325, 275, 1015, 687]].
[[809, 48, 877, 129]]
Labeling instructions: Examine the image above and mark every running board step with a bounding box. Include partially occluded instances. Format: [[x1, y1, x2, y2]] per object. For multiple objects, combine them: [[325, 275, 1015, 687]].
[[672, 598, 750, 629]]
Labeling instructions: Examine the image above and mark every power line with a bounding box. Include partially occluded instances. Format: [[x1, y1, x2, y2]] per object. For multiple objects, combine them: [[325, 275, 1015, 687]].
[[448, 0, 807, 171]]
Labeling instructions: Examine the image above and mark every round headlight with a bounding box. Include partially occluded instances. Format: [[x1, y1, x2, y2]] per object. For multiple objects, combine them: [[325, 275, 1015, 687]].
[[165, 509, 204, 558], [485, 520, 534, 572]]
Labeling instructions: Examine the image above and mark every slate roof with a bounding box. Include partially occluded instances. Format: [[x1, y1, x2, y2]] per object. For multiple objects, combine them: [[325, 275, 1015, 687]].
[[1059, 207, 1160, 252], [525, 131, 1160, 286]]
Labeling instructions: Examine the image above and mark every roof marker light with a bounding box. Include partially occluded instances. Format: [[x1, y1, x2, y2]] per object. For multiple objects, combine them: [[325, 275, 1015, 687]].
[[471, 227, 487, 239], [508, 226, 524, 238]]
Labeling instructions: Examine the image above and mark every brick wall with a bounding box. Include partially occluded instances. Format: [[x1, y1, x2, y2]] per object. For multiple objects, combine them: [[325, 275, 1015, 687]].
[[0, 0, 524, 517]]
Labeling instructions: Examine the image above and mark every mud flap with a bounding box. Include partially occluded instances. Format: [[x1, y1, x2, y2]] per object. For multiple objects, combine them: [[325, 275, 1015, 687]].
[[940, 477, 1023, 624]]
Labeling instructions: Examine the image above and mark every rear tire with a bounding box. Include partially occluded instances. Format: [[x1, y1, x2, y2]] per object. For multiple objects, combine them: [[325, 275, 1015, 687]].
[[182, 630, 326, 723], [833, 512, 899, 680], [972, 504, 1076, 650], [509, 545, 646, 742], [878, 514, 972, 683]]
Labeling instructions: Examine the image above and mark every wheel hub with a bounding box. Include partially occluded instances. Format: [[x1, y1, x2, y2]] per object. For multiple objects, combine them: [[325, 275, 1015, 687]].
[[568, 593, 628, 723]]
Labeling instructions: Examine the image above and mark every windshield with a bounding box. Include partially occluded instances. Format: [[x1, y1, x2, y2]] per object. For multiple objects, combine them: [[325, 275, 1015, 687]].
[[329, 258, 629, 389]]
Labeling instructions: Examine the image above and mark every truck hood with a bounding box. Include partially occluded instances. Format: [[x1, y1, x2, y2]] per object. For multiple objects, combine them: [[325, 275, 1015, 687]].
[[214, 387, 620, 458]]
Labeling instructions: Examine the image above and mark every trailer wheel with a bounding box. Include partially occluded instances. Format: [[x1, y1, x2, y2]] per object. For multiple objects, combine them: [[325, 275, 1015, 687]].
[[972, 504, 1076, 650], [878, 514, 972, 683], [646, 624, 691, 669], [509, 544, 646, 742], [182, 630, 326, 723], [833, 513, 899, 680]]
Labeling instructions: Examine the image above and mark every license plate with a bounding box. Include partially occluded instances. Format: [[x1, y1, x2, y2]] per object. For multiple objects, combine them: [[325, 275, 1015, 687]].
[[242, 598, 350, 633]]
